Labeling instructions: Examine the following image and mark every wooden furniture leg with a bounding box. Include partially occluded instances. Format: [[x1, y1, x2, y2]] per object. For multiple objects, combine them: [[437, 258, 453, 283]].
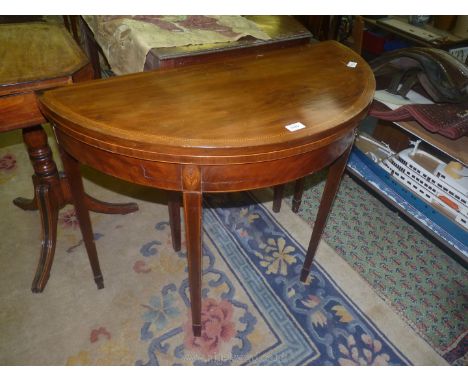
[[15, 180, 139, 215], [13, 173, 41, 210], [31, 183, 59, 292], [59, 147, 104, 289], [168, 191, 182, 252], [300, 145, 352, 282], [272, 177, 305, 214], [272, 185, 284, 213], [14, 125, 136, 292], [183, 191, 203, 337], [14, 126, 138, 215], [15, 126, 64, 292], [292, 177, 306, 213]]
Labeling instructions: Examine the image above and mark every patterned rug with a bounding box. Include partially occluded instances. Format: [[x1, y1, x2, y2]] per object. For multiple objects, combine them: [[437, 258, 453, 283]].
[[0, 130, 446, 365], [282, 171, 468, 365]]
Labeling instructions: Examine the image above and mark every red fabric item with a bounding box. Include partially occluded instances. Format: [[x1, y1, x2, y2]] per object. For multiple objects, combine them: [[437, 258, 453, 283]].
[[369, 101, 468, 140]]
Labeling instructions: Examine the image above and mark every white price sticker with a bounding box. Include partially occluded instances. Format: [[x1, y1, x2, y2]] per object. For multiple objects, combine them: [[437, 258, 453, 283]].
[[285, 122, 306, 132]]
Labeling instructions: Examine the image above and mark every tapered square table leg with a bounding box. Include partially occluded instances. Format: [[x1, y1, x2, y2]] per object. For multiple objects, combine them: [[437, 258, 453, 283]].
[[301, 145, 352, 282], [183, 191, 203, 337]]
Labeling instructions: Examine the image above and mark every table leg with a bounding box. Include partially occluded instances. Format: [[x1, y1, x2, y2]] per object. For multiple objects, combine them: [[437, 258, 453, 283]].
[[63, 181, 139, 215], [16, 126, 64, 292], [183, 191, 203, 337], [15, 183, 139, 215], [13, 125, 137, 292], [168, 191, 182, 252], [272, 177, 305, 214], [14, 126, 138, 215], [292, 177, 306, 213], [272, 185, 284, 213], [59, 147, 104, 289], [31, 183, 59, 292], [13, 173, 41, 210], [300, 145, 352, 282]]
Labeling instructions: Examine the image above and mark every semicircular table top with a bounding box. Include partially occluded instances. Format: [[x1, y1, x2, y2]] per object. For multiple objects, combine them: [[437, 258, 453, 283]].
[[39, 41, 375, 162]]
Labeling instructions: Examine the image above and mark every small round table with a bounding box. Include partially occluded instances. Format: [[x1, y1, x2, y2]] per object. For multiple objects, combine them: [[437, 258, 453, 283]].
[[39, 41, 375, 336]]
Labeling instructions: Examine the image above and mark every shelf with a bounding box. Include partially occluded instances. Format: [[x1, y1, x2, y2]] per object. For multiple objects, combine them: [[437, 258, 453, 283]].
[[362, 16, 467, 49], [347, 149, 468, 263], [393, 120, 468, 166]]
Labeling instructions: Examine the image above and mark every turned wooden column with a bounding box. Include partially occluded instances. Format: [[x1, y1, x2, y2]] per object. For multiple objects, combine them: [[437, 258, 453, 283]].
[[14, 126, 63, 210]]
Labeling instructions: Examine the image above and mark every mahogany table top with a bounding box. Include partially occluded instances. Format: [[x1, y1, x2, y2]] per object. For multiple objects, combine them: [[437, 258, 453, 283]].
[[39, 41, 375, 164]]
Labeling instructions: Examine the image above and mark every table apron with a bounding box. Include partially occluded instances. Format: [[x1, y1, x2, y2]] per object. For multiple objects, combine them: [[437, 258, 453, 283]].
[[0, 92, 46, 132], [55, 128, 355, 193]]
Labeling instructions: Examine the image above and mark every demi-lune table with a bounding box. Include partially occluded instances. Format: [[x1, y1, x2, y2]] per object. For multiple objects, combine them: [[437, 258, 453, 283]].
[[39, 41, 375, 336]]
